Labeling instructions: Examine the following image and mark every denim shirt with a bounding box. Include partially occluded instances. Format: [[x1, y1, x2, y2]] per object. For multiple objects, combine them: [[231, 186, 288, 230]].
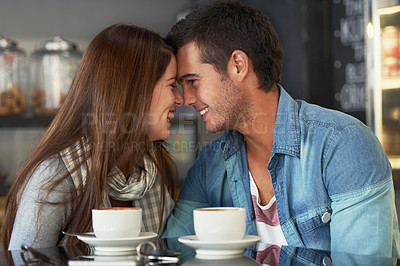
[[163, 85, 400, 257]]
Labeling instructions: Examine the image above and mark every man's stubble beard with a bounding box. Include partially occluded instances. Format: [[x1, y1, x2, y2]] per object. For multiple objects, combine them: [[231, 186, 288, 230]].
[[205, 77, 251, 133]]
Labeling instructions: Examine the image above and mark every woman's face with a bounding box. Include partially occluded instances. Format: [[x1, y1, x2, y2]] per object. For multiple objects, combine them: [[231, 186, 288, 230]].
[[147, 56, 183, 141]]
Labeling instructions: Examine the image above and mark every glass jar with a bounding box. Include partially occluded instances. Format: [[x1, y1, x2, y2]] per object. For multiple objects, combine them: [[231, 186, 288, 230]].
[[0, 35, 27, 115], [30, 36, 82, 116]]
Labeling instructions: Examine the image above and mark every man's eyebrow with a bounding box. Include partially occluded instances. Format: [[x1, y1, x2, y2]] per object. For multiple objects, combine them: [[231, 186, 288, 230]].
[[178, 73, 199, 83]]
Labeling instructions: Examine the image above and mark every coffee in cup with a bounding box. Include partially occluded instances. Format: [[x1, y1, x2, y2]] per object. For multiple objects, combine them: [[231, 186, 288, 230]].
[[193, 207, 246, 242], [92, 207, 142, 238]]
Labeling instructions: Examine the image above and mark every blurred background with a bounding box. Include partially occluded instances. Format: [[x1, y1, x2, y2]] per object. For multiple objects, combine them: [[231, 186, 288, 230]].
[[0, 0, 399, 230]]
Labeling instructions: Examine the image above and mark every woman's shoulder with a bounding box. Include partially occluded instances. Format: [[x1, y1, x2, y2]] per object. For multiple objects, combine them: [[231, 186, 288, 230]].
[[29, 154, 71, 188], [18, 154, 75, 207]]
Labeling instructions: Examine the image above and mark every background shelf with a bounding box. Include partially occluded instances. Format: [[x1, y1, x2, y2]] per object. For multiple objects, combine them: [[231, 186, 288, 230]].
[[0, 115, 53, 128], [382, 79, 400, 90]]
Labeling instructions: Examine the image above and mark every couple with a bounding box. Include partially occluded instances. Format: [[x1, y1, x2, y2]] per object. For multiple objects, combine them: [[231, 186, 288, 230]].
[[3, 0, 400, 258]]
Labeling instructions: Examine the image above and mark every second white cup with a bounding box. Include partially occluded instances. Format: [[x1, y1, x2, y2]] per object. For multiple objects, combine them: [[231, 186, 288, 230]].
[[193, 207, 246, 242], [92, 207, 142, 239]]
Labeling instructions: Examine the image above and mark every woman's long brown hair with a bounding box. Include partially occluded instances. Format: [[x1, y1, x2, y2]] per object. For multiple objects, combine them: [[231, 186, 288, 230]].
[[2, 23, 176, 250]]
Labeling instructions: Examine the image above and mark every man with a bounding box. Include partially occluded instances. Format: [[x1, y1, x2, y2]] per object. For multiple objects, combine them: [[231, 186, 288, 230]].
[[162, 0, 400, 258]]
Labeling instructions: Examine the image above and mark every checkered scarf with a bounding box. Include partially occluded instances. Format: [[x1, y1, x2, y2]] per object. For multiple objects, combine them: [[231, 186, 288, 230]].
[[59, 140, 175, 234]]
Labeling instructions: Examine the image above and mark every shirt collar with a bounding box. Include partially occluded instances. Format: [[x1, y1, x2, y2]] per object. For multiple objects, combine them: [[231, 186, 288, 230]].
[[220, 130, 245, 160], [272, 84, 300, 158]]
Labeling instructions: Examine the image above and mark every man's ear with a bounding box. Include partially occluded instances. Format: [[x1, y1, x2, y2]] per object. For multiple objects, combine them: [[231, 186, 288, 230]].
[[227, 50, 249, 82]]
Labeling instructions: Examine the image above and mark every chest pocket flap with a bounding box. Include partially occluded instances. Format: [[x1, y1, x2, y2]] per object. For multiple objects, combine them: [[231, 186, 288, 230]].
[[296, 206, 332, 234]]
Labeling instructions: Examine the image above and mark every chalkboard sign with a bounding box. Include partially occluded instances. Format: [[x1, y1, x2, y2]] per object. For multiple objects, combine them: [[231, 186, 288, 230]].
[[331, 0, 366, 122]]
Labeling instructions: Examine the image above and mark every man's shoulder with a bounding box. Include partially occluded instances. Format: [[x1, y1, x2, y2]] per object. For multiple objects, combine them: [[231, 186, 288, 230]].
[[296, 99, 365, 131], [185, 131, 242, 184]]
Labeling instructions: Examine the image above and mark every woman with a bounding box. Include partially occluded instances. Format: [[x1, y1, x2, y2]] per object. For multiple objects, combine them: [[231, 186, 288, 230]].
[[2, 23, 183, 250]]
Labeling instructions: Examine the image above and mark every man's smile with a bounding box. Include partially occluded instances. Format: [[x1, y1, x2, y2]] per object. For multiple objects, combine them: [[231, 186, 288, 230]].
[[199, 107, 210, 116]]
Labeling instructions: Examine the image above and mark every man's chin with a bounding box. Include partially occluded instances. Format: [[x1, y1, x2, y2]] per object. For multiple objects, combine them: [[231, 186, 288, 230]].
[[205, 122, 225, 134]]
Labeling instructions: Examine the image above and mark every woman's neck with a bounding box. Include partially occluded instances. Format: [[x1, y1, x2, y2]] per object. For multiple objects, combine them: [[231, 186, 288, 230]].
[[115, 150, 134, 178]]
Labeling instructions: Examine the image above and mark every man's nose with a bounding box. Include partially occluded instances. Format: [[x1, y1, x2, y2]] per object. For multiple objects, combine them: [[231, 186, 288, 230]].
[[174, 87, 183, 106], [183, 86, 197, 107]]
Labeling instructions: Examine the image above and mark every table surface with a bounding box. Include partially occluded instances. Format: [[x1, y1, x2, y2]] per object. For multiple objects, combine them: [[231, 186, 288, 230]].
[[2, 240, 399, 266]]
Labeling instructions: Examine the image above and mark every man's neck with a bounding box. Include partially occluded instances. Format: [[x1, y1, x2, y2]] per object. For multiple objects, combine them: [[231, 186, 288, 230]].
[[240, 84, 280, 205], [240, 84, 279, 155]]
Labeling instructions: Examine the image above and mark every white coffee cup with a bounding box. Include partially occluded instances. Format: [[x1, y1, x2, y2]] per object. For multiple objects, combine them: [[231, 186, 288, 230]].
[[193, 207, 246, 242], [92, 207, 142, 238]]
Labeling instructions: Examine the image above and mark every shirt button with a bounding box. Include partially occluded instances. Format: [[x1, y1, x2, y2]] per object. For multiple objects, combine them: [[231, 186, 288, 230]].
[[323, 257, 332, 266], [321, 212, 331, 223]]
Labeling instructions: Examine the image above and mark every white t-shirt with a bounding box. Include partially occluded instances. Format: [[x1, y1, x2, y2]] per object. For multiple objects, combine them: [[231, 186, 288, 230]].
[[249, 171, 287, 266], [249, 171, 287, 246]]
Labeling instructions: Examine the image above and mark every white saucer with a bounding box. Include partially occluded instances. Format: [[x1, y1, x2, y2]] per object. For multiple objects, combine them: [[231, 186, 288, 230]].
[[77, 232, 157, 256], [68, 255, 143, 265], [178, 235, 260, 260]]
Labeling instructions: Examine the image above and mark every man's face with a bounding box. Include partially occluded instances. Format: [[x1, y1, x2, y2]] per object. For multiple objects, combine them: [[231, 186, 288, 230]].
[[176, 42, 248, 133]]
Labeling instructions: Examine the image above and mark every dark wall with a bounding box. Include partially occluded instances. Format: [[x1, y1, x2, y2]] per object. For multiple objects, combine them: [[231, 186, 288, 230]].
[[330, 0, 366, 122], [243, 0, 333, 109]]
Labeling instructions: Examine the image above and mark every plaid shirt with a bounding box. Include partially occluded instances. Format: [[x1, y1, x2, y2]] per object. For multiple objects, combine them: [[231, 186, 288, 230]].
[[132, 177, 175, 235]]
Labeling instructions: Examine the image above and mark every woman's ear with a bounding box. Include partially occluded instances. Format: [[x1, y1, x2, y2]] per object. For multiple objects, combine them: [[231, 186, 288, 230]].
[[227, 50, 249, 82]]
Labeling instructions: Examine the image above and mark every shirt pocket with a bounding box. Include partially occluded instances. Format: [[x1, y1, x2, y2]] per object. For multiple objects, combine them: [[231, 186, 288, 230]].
[[295, 206, 332, 248], [297, 208, 331, 233]]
